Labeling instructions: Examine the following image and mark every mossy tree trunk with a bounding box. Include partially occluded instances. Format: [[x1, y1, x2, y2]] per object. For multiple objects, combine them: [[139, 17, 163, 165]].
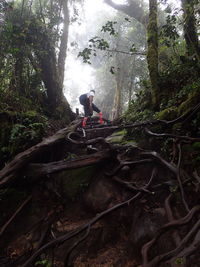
[[112, 77, 121, 120], [181, 0, 200, 59], [36, 40, 62, 110], [9, 54, 24, 93], [128, 76, 135, 106], [147, 0, 159, 110], [58, 0, 70, 87], [30, 22, 73, 120], [26, 2, 73, 119], [111, 43, 123, 120], [128, 57, 136, 106]]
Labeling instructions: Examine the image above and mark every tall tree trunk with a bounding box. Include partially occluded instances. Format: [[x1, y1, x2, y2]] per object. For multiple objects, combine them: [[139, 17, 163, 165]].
[[112, 71, 122, 120], [30, 19, 73, 119], [111, 38, 123, 120], [35, 36, 73, 120], [147, 0, 159, 110], [36, 40, 62, 110], [181, 0, 200, 59], [58, 0, 70, 86], [128, 57, 136, 105], [128, 76, 134, 106], [9, 55, 24, 93], [116, 78, 121, 119]]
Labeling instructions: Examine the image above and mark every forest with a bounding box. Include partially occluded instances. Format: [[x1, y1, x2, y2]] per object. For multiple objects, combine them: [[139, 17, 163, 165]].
[[0, 0, 200, 266]]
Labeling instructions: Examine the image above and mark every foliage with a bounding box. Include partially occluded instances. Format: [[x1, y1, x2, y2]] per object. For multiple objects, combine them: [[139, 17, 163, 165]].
[[101, 20, 117, 35], [78, 47, 92, 64], [159, 13, 179, 48], [78, 18, 145, 64], [0, 0, 76, 166], [174, 258, 185, 265], [0, 109, 47, 167], [35, 258, 52, 267], [77, 15, 147, 118], [123, 82, 153, 123]]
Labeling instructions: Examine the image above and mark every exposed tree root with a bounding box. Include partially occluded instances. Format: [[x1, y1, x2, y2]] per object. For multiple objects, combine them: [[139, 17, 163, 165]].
[[105, 159, 153, 176], [21, 168, 157, 266], [111, 175, 153, 194], [0, 121, 81, 188], [64, 226, 91, 267], [142, 205, 200, 267], [164, 194, 181, 247], [145, 128, 200, 142], [0, 195, 32, 238], [21, 193, 141, 267], [145, 217, 200, 267], [1, 105, 200, 266]]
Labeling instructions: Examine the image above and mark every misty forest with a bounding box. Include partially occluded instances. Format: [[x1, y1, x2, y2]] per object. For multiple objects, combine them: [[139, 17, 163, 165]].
[[0, 0, 200, 266]]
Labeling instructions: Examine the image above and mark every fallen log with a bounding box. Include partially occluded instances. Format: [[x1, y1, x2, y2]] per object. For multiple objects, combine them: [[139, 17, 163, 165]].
[[26, 150, 112, 181], [0, 121, 81, 188]]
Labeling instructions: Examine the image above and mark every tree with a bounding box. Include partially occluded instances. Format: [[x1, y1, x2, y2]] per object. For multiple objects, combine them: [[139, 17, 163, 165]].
[[30, 0, 73, 114], [104, 0, 148, 26], [58, 0, 70, 87], [181, 0, 200, 59], [77, 12, 148, 119], [147, 0, 159, 109], [0, 0, 74, 119]]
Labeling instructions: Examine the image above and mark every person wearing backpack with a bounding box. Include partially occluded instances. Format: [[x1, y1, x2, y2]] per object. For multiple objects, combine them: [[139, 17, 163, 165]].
[[79, 90, 103, 127]]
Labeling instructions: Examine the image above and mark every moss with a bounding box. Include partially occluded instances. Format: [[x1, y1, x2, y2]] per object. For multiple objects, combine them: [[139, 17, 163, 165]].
[[56, 166, 95, 201], [121, 140, 137, 146], [106, 129, 127, 144], [192, 142, 200, 150], [177, 90, 200, 116], [22, 110, 38, 118], [54, 103, 72, 123], [0, 108, 48, 167], [156, 107, 178, 120], [147, 0, 159, 108]]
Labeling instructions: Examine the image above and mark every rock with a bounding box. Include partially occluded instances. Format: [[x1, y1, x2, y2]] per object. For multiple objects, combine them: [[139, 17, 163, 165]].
[[120, 165, 131, 179], [84, 176, 122, 212], [53, 166, 95, 201]]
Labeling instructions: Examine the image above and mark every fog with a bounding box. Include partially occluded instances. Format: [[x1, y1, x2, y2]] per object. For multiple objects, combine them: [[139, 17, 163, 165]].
[[64, 0, 121, 113], [64, 0, 181, 113]]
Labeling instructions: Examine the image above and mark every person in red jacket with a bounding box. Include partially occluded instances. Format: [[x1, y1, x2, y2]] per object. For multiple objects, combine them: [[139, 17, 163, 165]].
[[79, 90, 103, 126]]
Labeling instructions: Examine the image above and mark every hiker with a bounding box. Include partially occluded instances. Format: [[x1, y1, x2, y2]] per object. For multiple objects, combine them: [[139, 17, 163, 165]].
[[79, 90, 103, 126]]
